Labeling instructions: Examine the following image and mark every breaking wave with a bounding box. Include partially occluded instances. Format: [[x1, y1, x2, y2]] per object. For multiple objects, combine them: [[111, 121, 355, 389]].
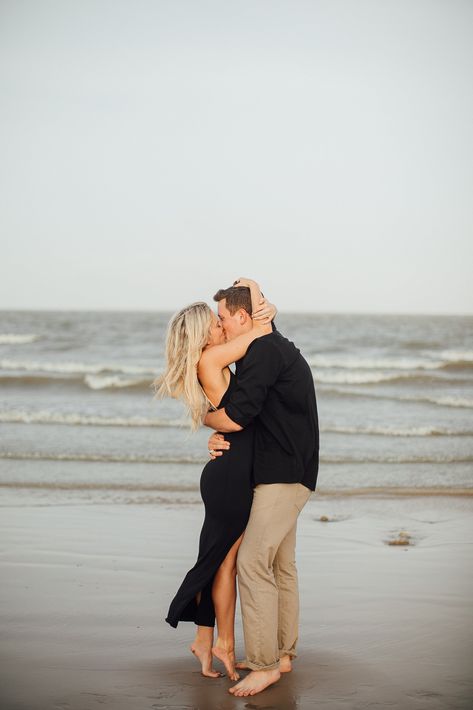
[[0, 334, 40, 344], [0, 359, 157, 390], [315, 371, 434, 385], [320, 387, 473, 409], [308, 350, 473, 372], [2, 409, 472, 437], [0, 409, 186, 427], [2, 451, 472, 465], [325, 424, 473, 437], [0, 358, 156, 376]]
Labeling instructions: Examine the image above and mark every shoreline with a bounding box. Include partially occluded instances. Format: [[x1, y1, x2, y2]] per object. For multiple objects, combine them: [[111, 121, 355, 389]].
[[1, 483, 472, 498]]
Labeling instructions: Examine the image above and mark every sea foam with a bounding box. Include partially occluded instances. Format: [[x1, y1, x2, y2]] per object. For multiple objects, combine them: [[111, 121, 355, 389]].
[[0, 409, 185, 427], [0, 334, 39, 344]]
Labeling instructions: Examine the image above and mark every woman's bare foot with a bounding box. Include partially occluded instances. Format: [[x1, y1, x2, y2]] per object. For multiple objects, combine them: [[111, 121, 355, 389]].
[[229, 668, 281, 696], [190, 641, 221, 678], [212, 638, 240, 681], [235, 654, 292, 673]]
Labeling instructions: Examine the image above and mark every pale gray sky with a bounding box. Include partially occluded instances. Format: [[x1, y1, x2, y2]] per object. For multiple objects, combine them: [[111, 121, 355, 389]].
[[1, 0, 472, 313]]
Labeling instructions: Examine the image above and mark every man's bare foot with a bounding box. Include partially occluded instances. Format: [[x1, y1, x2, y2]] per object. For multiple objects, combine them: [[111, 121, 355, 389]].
[[212, 639, 240, 681], [279, 655, 293, 672], [229, 668, 281, 696], [190, 641, 221, 678], [235, 654, 292, 673]]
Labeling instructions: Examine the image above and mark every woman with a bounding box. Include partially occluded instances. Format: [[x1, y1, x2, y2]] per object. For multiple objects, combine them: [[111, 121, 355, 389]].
[[155, 279, 275, 681]]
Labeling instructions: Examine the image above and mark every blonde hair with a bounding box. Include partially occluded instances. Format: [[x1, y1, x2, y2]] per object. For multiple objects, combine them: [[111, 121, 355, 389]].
[[154, 302, 213, 430]]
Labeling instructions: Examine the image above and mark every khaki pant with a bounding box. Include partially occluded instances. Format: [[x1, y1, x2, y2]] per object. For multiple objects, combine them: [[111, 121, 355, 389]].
[[237, 482, 312, 671]]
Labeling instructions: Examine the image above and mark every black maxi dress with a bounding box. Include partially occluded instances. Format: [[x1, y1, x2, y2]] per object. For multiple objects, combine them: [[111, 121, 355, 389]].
[[165, 371, 254, 628]]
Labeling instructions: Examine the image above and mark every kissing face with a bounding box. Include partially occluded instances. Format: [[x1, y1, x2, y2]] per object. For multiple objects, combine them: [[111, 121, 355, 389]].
[[206, 311, 226, 347], [216, 300, 245, 341]]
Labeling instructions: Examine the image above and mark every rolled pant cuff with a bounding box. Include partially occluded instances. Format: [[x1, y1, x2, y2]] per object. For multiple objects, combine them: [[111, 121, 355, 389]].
[[245, 660, 280, 671], [280, 649, 297, 659]]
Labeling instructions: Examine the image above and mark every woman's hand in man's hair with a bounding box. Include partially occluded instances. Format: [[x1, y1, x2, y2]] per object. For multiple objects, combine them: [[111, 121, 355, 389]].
[[253, 298, 277, 324], [233, 277, 259, 289]]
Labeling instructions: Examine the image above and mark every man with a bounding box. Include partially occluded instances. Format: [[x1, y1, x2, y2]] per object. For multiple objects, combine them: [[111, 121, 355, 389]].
[[205, 280, 319, 697]]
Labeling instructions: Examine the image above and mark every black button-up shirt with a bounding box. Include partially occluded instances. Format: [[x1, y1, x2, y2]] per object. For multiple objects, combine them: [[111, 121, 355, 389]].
[[225, 329, 319, 491]]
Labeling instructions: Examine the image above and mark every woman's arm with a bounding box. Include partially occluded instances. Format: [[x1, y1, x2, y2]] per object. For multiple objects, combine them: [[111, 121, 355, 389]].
[[235, 277, 264, 315], [198, 316, 272, 374], [234, 277, 265, 315], [234, 277, 277, 323]]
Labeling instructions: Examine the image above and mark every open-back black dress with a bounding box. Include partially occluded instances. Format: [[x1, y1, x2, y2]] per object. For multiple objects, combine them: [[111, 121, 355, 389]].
[[165, 371, 254, 628]]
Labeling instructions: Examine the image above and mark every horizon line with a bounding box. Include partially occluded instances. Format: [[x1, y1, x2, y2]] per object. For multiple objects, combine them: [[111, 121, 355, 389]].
[[1, 307, 472, 318]]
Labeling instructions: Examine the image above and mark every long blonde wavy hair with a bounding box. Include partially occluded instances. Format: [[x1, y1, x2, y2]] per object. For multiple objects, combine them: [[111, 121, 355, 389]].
[[154, 302, 213, 430]]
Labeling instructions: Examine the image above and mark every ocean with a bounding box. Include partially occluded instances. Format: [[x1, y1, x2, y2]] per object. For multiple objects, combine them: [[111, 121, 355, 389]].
[[1, 310, 472, 506]]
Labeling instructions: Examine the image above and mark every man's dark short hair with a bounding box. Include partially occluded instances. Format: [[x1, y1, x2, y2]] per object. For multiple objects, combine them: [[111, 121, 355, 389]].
[[213, 286, 252, 315]]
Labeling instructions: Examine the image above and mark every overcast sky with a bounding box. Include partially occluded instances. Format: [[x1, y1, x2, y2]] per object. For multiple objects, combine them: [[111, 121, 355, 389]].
[[1, 0, 472, 314]]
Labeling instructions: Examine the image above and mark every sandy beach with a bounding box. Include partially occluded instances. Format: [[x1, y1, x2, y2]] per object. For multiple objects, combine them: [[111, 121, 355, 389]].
[[1, 493, 472, 710]]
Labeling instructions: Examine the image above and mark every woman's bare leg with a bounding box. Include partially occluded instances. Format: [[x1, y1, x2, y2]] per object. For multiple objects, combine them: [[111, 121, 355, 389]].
[[211, 534, 244, 681], [190, 624, 221, 678]]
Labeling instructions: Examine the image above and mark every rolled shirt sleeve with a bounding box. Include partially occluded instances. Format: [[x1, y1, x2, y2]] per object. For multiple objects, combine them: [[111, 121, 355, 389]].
[[225, 338, 283, 428]]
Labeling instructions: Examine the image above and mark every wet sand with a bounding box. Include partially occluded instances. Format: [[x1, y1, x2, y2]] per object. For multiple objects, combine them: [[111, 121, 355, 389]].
[[1, 495, 472, 710]]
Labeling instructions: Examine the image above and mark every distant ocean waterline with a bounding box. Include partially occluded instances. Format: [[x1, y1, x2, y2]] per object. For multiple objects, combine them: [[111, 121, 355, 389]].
[[1, 310, 472, 506]]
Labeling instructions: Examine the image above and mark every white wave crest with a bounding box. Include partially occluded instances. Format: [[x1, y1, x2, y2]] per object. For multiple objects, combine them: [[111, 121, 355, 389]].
[[315, 370, 408, 384], [440, 350, 473, 363], [426, 396, 473, 409], [322, 455, 473, 464], [4, 408, 469, 435], [84, 374, 151, 390], [309, 350, 473, 372], [318, 387, 473, 409], [2, 452, 472, 465], [308, 355, 444, 370], [324, 424, 471, 437], [0, 452, 205, 464], [0, 359, 157, 376], [0, 409, 186, 427], [0, 334, 39, 344]]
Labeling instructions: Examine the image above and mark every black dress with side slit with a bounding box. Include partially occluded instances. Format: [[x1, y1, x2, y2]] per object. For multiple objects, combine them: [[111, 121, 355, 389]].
[[165, 371, 254, 628]]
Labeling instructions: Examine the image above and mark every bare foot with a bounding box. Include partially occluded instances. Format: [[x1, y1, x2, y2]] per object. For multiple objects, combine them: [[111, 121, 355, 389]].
[[279, 655, 293, 673], [229, 668, 281, 696], [235, 654, 292, 673], [212, 640, 240, 681], [190, 641, 221, 678]]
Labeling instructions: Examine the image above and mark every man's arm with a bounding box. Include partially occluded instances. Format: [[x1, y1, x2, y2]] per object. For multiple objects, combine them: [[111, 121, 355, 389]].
[[204, 408, 242, 432], [206, 338, 283, 431]]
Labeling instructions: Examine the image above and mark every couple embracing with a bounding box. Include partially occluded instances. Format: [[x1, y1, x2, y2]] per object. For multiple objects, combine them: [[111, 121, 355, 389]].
[[157, 278, 319, 697]]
